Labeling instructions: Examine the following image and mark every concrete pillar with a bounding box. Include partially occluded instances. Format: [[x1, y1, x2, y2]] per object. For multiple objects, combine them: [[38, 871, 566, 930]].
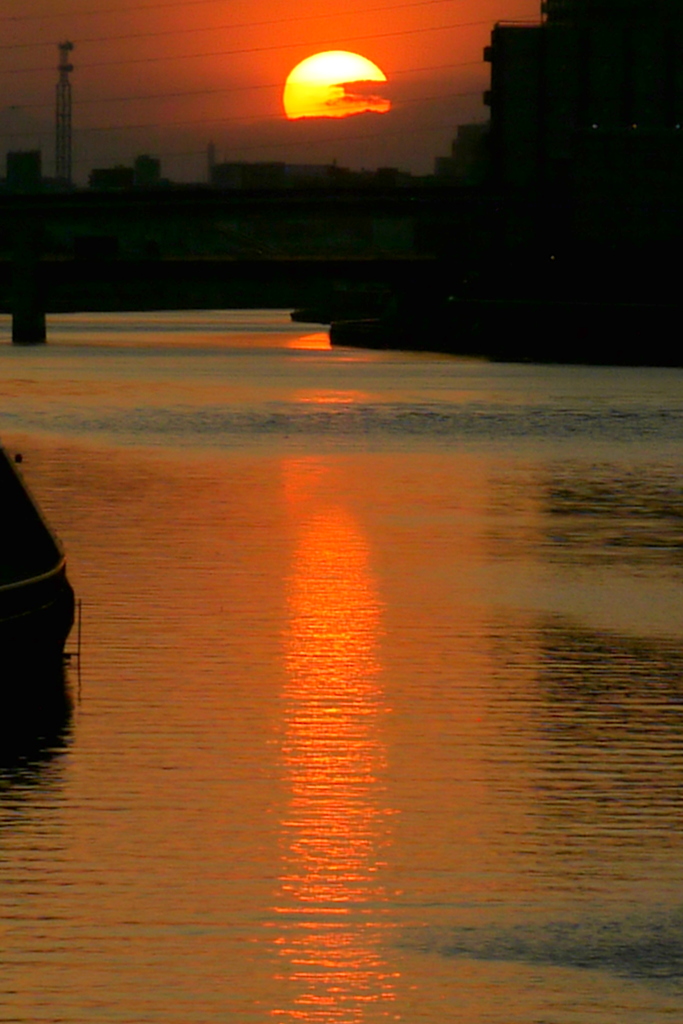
[[12, 224, 46, 345]]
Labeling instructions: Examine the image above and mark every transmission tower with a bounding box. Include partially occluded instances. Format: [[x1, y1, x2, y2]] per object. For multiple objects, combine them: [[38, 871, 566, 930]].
[[55, 41, 74, 184]]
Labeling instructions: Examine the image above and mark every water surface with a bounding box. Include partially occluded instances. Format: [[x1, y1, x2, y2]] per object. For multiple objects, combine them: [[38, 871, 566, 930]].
[[0, 311, 682, 1023]]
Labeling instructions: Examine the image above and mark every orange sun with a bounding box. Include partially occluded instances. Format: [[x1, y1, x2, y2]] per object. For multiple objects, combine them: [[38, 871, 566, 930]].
[[283, 51, 390, 120]]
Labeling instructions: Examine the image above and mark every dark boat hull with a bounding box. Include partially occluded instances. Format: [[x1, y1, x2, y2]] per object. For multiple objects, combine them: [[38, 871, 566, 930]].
[[0, 446, 75, 699], [0, 569, 74, 671]]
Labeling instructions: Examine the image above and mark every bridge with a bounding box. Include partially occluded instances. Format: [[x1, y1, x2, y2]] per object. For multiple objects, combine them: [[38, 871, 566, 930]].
[[0, 186, 499, 343]]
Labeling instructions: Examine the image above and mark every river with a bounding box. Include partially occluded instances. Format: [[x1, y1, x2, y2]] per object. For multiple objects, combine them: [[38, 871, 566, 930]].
[[1, 310, 682, 1023]]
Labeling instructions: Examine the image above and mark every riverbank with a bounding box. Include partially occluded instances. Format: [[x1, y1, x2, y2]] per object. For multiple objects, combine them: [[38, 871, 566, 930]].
[[329, 297, 682, 365]]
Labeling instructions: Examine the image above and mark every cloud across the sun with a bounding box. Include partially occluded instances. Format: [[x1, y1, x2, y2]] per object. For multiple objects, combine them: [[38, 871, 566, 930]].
[[283, 51, 390, 119]]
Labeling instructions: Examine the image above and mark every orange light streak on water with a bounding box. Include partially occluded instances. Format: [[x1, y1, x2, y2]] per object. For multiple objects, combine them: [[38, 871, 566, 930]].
[[284, 332, 331, 350], [271, 459, 397, 1022]]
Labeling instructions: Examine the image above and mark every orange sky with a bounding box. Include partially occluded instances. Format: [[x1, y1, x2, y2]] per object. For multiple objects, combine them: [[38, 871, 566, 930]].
[[1, 0, 537, 180]]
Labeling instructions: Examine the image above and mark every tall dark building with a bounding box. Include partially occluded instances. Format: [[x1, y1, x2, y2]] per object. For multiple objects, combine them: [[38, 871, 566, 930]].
[[485, 0, 683, 243]]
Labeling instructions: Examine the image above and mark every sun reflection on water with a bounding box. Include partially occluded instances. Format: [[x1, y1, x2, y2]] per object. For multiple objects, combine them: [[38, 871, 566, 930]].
[[284, 332, 331, 350], [271, 460, 396, 1021]]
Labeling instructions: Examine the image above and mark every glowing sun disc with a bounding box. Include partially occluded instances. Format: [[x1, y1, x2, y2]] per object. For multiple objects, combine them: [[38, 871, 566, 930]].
[[283, 50, 390, 120]]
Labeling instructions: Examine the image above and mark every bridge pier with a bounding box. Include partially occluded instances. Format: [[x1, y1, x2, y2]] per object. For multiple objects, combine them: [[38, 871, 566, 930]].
[[12, 226, 46, 345]]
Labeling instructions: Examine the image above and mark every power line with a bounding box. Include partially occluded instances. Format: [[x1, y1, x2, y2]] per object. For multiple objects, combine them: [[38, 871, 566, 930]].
[[10, 61, 481, 112], [0, 0, 467, 23], [2, 0, 249, 22], [1, 0, 474, 50], [80, 89, 483, 134], [6, 20, 494, 75], [1, 88, 483, 140]]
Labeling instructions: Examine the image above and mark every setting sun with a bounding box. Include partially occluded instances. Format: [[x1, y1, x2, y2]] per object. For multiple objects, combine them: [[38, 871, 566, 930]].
[[283, 50, 391, 120]]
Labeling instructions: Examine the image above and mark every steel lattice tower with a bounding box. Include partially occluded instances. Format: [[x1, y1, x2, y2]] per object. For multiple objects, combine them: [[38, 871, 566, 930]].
[[56, 41, 74, 184]]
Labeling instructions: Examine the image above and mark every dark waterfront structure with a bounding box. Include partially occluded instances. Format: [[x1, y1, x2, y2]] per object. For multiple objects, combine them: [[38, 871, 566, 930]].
[[0, 186, 492, 343]]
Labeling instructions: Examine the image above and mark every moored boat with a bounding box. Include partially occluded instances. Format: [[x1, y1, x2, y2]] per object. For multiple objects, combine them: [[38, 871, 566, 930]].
[[0, 445, 75, 694]]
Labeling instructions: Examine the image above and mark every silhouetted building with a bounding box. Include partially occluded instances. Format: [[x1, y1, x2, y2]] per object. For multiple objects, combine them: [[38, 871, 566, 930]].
[[5, 150, 42, 192], [207, 141, 216, 183], [434, 124, 490, 184], [89, 165, 135, 190], [210, 162, 287, 189], [374, 167, 401, 187], [134, 154, 161, 187], [484, 0, 683, 242], [89, 157, 166, 190], [209, 160, 417, 190], [284, 164, 334, 187]]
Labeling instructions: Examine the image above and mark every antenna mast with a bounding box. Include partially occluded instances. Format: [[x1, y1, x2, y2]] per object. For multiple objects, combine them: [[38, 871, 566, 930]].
[[56, 41, 74, 184]]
